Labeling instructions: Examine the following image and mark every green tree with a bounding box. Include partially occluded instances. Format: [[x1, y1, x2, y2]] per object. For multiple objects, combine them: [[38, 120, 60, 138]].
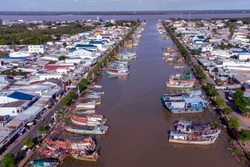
[[58, 55, 67, 61], [22, 138, 34, 148], [2, 154, 15, 167], [217, 79, 223, 86], [211, 90, 219, 97], [222, 107, 233, 115], [68, 91, 76, 100], [55, 111, 61, 116], [207, 82, 214, 93], [48, 60, 56, 64], [233, 90, 250, 114], [177, 33, 182, 38], [238, 129, 250, 141], [61, 97, 69, 106], [213, 67, 219, 72], [38, 126, 46, 133], [228, 117, 240, 129], [215, 98, 225, 108]]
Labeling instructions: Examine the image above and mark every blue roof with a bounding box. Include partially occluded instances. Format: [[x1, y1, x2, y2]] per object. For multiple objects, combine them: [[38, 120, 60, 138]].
[[76, 44, 97, 48], [3, 56, 26, 60], [232, 50, 249, 53], [89, 41, 103, 44], [8, 91, 34, 100]]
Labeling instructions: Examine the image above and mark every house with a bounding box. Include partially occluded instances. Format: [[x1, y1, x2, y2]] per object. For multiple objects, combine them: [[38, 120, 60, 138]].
[[201, 44, 213, 52], [0, 91, 36, 104], [28, 45, 45, 54], [0, 101, 29, 116]]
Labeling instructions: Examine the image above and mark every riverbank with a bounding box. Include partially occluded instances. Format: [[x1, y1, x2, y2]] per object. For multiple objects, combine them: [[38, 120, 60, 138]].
[[162, 20, 249, 165]]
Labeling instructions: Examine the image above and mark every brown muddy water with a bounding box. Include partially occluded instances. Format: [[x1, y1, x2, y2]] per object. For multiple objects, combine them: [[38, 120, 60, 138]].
[[60, 20, 243, 167]]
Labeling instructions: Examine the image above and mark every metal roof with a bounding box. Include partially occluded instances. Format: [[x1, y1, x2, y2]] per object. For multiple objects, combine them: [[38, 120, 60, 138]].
[[7, 91, 34, 100]]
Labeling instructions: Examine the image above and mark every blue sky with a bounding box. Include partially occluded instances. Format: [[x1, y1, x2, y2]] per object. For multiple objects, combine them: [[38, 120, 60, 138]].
[[0, 0, 250, 11]]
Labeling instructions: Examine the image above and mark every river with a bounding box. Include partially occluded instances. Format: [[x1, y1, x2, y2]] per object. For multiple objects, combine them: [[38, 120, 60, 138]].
[[59, 19, 244, 167]]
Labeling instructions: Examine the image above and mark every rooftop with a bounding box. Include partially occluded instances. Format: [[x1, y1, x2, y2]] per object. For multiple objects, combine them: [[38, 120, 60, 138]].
[[8, 91, 34, 100], [0, 100, 27, 107]]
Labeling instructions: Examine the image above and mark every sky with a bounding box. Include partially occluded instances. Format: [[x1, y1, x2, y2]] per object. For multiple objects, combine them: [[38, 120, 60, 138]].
[[1, 0, 250, 11]]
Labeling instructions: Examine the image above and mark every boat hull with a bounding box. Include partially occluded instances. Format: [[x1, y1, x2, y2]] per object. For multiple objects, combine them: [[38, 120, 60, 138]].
[[168, 108, 204, 113], [169, 138, 216, 145], [166, 83, 194, 88], [106, 71, 129, 76], [71, 119, 101, 127], [64, 127, 108, 135], [71, 152, 99, 162]]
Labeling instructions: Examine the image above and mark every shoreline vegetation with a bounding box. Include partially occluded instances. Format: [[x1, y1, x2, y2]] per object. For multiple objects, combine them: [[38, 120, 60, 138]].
[[162, 20, 250, 165]]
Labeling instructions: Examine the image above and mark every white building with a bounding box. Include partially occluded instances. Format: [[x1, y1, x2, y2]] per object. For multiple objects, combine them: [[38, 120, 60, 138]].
[[39, 74, 62, 80], [201, 44, 213, 52], [28, 45, 45, 54], [0, 101, 29, 116]]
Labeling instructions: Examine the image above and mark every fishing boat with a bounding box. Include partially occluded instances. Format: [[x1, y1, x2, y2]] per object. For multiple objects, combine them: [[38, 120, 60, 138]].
[[30, 159, 59, 167], [174, 120, 221, 138], [106, 62, 129, 77], [71, 150, 99, 162], [77, 110, 95, 114], [44, 136, 96, 151], [76, 102, 96, 110], [173, 65, 184, 69], [43, 136, 99, 161], [71, 114, 108, 126], [87, 93, 101, 99], [169, 131, 217, 145], [117, 51, 137, 61], [92, 85, 102, 89], [63, 124, 109, 135], [161, 90, 208, 113], [166, 74, 195, 88], [42, 149, 68, 159]]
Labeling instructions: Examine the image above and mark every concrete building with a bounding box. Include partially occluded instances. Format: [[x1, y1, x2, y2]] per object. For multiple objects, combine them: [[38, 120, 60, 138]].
[[0, 101, 29, 116], [28, 45, 45, 54]]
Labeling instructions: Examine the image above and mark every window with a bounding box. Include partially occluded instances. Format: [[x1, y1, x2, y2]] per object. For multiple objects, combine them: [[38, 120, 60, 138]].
[[12, 111, 15, 114]]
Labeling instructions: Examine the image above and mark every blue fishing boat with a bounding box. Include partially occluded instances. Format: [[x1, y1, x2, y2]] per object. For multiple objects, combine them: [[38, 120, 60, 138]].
[[162, 90, 208, 113], [30, 159, 58, 167], [63, 124, 109, 135]]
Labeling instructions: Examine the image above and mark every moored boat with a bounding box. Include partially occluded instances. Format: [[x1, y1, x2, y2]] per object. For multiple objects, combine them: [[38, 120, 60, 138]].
[[70, 151, 99, 162], [30, 159, 59, 167], [173, 65, 184, 69], [76, 102, 96, 110], [166, 74, 195, 88], [162, 90, 208, 113], [43, 136, 96, 151], [63, 124, 109, 135], [169, 131, 217, 145], [71, 114, 108, 126], [106, 61, 129, 77], [174, 120, 221, 138]]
